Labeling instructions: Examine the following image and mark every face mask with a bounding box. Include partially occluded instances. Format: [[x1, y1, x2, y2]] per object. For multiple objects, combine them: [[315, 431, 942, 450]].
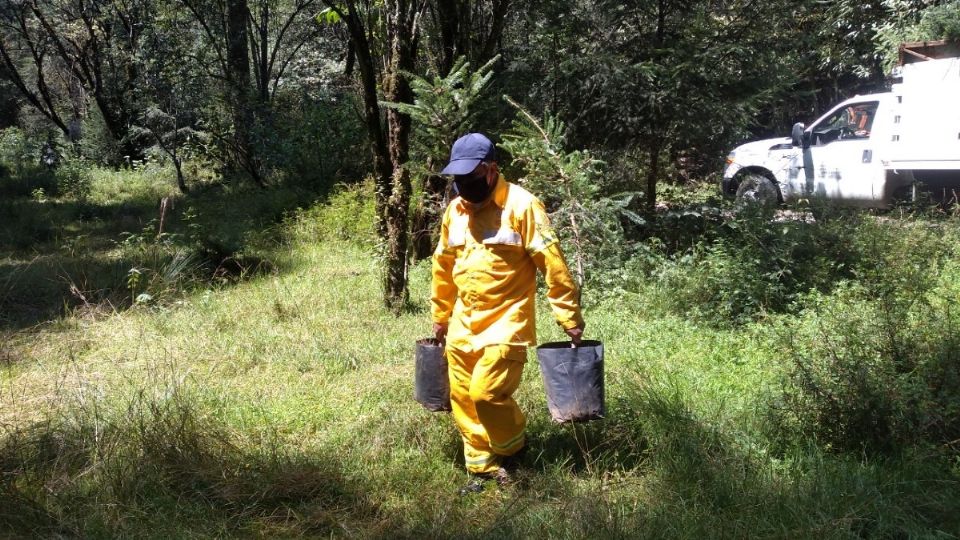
[[454, 172, 492, 204]]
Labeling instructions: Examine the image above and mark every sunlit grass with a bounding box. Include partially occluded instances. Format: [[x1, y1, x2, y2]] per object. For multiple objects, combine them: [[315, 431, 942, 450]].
[[1, 175, 959, 537], [87, 164, 180, 207]]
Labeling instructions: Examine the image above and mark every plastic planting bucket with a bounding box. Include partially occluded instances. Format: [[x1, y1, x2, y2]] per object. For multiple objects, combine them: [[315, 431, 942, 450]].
[[536, 340, 605, 423], [414, 338, 452, 412]]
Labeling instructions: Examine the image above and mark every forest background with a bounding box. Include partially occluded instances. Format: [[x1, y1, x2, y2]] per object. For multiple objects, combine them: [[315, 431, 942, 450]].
[[2, 0, 960, 537]]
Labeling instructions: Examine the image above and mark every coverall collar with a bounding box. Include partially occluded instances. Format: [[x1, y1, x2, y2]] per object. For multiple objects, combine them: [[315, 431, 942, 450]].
[[457, 174, 507, 212]]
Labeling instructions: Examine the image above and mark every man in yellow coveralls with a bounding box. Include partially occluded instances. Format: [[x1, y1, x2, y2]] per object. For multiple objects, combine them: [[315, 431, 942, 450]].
[[431, 133, 585, 494]]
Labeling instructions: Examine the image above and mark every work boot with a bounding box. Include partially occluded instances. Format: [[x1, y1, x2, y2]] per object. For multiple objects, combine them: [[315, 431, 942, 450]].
[[458, 465, 513, 496], [492, 466, 511, 487], [500, 445, 528, 472], [458, 476, 486, 496]]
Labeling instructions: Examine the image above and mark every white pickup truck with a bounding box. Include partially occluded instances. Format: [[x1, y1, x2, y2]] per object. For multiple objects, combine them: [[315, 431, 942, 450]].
[[722, 45, 960, 208]]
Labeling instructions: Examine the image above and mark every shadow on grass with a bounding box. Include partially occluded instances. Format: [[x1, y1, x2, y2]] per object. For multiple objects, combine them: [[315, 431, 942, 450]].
[[0, 184, 327, 333], [398, 382, 960, 539], [0, 390, 382, 537], [482, 384, 960, 539], [0, 255, 131, 331], [2, 378, 958, 537], [398, 300, 427, 316]]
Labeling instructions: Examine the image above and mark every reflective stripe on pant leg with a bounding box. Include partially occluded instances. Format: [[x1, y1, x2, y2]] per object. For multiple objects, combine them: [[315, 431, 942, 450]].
[[446, 347, 498, 474], [470, 344, 527, 457]]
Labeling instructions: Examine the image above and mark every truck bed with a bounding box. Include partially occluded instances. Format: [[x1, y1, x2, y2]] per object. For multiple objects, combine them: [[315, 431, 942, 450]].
[[885, 57, 960, 171]]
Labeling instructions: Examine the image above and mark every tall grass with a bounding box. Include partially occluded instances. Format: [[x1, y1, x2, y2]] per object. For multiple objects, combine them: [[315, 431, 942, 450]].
[[1, 173, 959, 537]]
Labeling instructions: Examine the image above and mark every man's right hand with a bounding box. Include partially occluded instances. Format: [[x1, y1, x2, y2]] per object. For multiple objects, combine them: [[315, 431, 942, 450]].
[[433, 322, 448, 343]]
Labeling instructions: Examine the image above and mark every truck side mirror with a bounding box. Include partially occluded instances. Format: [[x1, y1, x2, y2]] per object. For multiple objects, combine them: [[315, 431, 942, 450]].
[[791, 122, 808, 148]]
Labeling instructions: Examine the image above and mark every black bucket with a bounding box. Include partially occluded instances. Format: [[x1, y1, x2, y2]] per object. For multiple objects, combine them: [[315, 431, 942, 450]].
[[414, 338, 452, 412], [536, 340, 605, 423]]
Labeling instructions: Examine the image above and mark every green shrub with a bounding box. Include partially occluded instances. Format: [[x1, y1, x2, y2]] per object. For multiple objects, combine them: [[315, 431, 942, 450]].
[[118, 228, 203, 306], [179, 184, 315, 268], [0, 127, 58, 198], [75, 109, 123, 165], [655, 240, 780, 324], [286, 180, 376, 248], [258, 92, 367, 189], [86, 163, 179, 207], [876, 0, 960, 72], [55, 160, 93, 201], [646, 208, 859, 326], [640, 208, 948, 328], [771, 271, 960, 454], [919, 0, 960, 42], [657, 180, 725, 208], [0, 127, 37, 168], [845, 216, 943, 306], [499, 102, 633, 287]]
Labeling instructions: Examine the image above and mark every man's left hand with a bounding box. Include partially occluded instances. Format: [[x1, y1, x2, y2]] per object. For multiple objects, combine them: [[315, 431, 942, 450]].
[[565, 325, 584, 346]]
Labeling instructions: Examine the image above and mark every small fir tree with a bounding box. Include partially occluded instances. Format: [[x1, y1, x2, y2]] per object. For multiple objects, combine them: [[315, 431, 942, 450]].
[[500, 97, 638, 289], [382, 55, 499, 260]]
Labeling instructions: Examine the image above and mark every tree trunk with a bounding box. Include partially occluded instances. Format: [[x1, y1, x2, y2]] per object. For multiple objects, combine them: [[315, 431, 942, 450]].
[[478, 0, 509, 64], [646, 142, 660, 211], [226, 0, 264, 187], [434, 0, 460, 75], [344, 39, 355, 76], [341, 3, 393, 238], [433, 0, 507, 78], [410, 172, 447, 261], [384, 165, 412, 310], [323, 0, 420, 312], [382, 0, 421, 312], [256, 0, 270, 104], [174, 157, 188, 194]]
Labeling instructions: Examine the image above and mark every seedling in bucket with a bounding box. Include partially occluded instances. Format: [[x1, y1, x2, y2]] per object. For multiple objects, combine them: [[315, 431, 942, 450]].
[[536, 339, 605, 423], [413, 338, 452, 412], [536, 270, 605, 423]]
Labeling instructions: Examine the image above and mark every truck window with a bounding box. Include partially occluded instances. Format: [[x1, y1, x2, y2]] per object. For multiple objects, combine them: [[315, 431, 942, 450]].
[[811, 101, 879, 145]]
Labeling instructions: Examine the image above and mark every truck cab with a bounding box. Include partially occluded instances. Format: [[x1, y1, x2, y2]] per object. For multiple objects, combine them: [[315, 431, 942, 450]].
[[722, 47, 960, 209], [723, 93, 900, 207]]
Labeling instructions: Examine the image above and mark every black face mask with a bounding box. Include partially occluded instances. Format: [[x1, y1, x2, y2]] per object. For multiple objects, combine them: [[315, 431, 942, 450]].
[[454, 174, 492, 204]]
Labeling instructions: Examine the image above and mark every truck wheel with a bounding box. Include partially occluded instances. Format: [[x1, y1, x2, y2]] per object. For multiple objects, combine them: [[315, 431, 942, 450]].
[[735, 174, 779, 208]]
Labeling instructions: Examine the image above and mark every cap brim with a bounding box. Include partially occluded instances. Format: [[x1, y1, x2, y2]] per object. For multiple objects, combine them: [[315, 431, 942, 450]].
[[440, 159, 482, 176]]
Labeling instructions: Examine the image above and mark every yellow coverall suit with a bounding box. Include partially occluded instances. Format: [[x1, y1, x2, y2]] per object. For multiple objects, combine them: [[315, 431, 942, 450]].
[[431, 175, 584, 474]]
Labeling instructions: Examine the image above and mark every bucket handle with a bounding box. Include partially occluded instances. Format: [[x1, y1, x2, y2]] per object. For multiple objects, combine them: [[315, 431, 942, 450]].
[[571, 269, 584, 349]]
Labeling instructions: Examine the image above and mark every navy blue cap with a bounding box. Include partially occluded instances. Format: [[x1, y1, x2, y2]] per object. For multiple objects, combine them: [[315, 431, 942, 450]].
[[440, 133, 496, 175]]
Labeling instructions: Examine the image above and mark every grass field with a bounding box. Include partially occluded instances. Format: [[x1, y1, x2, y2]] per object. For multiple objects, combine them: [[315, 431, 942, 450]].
[[1, 169, 959, 538]]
